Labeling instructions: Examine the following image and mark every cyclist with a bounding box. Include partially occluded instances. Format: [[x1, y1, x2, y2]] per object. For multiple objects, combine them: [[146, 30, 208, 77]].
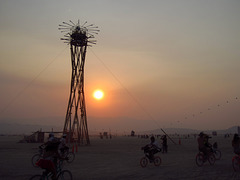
[[39, 133, 56, 149], [36, 145, 61, 180], [197, 132, 211, 157], [232, 133, 240, 155], [36, 133, 61, 180], [58, 134, 69, 156], [142, 136, 161, 161], [48, 133, 55, 141]]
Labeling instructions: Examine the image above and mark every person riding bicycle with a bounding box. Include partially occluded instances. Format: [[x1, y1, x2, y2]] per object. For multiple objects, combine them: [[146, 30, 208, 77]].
[[48, 133, 55, 141], [197, 132, 211, 157], [39, 133, 57, 150], [232, 133, 240, 155], [36, 133, 61, 180], [36, 149, 60, 180], [141, 136, 161, 161], [58, 134, 69, 156]]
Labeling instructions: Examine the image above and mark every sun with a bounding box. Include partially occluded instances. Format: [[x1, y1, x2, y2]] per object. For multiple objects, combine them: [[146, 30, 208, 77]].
[[93, 90, 104, 100]]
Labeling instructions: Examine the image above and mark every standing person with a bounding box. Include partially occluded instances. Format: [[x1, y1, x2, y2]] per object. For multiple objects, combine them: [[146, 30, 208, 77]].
[[232, 133, 240, 155], [142, 136, 161, 161], [161, 135, 168, 153]]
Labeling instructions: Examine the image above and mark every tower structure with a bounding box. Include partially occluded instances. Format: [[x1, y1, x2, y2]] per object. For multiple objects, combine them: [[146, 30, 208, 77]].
[[59, 20, 99, 145]]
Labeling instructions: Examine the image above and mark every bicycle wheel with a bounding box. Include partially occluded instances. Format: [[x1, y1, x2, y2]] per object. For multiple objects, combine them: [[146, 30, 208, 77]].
[[196, 153, 204, 167], [214, 150, 221, 160], [232, 156, 240, 172], [29, 174, 43, 180], [31, 154, 41, 168], [66, 152, 75, 163], [140, 157, 148, 168], [208, 153, 215, 165], [154, 156, 161, 166], [57, 170, 73, 180]]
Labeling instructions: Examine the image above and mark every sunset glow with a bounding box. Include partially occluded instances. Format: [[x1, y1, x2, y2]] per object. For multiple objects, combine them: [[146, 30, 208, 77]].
[[93, 90, 104, 100], [0, 1, 240, 133]]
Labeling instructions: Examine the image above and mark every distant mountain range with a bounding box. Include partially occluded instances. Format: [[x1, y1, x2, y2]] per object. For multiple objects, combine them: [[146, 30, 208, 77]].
[[139, 126, 240, 135], [0, 122, 62, 135], [0, 121, 239, 135]]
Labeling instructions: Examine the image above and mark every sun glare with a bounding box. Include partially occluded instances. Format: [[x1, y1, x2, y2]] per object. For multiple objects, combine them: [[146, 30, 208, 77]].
[[93, 90, 104, 100]]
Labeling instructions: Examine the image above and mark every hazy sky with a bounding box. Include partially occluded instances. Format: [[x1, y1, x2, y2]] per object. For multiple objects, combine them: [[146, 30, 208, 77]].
[[0, 0, 240, 132]]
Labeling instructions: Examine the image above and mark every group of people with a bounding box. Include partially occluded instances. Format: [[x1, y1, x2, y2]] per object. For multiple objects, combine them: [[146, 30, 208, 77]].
[[141, 135, 168, 162], [142, 132, 240, 162], [36, 133, 69, 180], [197, 131, 240, 156]]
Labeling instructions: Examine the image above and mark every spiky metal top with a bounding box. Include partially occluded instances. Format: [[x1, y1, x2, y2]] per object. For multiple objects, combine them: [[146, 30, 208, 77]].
[[59, 20, 99, 47]]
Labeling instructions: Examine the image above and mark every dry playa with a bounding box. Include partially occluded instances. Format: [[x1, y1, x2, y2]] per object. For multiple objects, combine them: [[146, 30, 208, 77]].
[[0, 135, 239, 180]]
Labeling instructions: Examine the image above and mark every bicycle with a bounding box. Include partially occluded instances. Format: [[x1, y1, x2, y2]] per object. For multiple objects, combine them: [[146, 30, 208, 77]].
[[196, 151, 215, 167], [29, 159, 72, 180], [212, 142, 221, 160], [232, 154, 240, 172], [60, 146, 75, 163], [32, 146, 44, 168], [140, 150, 161, 168]]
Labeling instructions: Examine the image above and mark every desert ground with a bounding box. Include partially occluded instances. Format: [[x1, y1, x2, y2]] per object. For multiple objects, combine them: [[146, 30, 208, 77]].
[[0, 134, 239, 180]]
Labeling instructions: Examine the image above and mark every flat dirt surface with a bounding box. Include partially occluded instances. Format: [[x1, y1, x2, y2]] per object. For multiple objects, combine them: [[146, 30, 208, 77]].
[[0, 135, 239, 180]]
